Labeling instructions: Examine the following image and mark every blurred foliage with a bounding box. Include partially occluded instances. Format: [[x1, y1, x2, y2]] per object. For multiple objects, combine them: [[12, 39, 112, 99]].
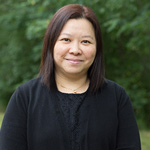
[[0, 0, 150, 128]]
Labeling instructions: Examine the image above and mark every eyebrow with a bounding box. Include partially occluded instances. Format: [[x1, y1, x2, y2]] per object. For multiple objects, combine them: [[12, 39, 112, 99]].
[[60, 33, 94, 40], [60, 33, 72, 37], [81, 35, 94, 40]]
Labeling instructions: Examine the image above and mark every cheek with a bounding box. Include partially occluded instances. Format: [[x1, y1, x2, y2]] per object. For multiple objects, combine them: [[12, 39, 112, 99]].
[[53, 45, 60, 64], [54, 44, 67, 58], [53, 45, 62, 60], [85, 48, 96, 61]]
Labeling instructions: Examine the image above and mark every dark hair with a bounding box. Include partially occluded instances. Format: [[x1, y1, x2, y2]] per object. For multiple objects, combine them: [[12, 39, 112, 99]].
[[38, 4, 105, 93]]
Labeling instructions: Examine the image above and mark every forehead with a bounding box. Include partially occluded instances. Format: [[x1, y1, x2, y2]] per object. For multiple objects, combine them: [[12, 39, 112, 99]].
[[60, 18, 95, 35]]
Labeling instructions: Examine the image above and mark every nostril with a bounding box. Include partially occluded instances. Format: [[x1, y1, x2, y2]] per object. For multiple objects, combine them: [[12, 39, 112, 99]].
[[69, 49, 82, 55], [69, 47, 82, 54]]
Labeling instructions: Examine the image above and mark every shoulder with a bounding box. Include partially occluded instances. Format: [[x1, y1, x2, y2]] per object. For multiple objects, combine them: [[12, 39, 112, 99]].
[[11, 77, 42, 95], [9, 77, 50, 107], [18, 77, 42, 89], [101, 79, 129, 102], [103, 79, 124, 91], [12, 77, 48, 101], [17, 77, 47, 93]]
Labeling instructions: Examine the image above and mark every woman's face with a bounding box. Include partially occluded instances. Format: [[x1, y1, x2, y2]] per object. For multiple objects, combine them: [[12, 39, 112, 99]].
[[53, 18, 96, 78]]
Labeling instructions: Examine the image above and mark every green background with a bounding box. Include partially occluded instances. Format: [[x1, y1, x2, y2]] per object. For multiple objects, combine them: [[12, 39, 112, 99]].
[[0, 0, 150, 149]]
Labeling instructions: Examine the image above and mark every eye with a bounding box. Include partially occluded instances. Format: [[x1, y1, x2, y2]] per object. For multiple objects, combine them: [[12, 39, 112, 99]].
[[62, 38, 71, 42], [82, 40, 91, 44]]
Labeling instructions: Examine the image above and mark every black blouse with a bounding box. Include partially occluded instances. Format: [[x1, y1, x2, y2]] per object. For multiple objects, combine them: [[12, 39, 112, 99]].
[[0, 78, 141, 150], [57, 91, 87, 150]]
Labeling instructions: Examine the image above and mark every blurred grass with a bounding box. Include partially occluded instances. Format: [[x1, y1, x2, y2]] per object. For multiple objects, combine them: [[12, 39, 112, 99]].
[[0, 112, 4, 127], [0, 112, 150, 149], [140, 130, 150, 150]]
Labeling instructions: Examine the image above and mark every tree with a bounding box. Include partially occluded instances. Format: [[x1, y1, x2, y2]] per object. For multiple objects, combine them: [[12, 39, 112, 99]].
[[0, 0, 149, 128]]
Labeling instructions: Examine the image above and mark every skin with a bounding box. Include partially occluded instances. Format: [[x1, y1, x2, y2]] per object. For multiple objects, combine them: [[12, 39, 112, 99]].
[[53, 18, 97, 92]]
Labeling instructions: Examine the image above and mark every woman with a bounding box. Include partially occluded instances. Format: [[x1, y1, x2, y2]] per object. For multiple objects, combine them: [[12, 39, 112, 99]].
[[0, 4, 141, 150]]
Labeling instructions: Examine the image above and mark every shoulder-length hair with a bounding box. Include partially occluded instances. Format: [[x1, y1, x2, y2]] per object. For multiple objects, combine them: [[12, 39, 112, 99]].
[[38, 4, 105, 94]]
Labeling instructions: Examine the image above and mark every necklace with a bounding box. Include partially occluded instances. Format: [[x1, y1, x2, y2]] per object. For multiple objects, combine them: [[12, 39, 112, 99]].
[[58, 81, 88, 93]]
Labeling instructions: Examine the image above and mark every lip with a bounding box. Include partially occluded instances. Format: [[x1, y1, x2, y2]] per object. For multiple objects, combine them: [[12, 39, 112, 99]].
[[65, 58, 83, 64]]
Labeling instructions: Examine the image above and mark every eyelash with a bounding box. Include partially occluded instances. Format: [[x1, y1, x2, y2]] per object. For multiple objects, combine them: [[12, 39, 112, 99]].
[[82, 40, 91, 44], [61, 38, 91, 44], [62, 38, 70, 42]]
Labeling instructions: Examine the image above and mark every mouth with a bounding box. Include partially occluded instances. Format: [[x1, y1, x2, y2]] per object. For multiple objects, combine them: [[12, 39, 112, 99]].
[[66, 59, 83, 64]]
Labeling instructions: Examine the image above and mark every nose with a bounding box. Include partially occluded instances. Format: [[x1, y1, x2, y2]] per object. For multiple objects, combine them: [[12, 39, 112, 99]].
[[69, 41, 82, 55]]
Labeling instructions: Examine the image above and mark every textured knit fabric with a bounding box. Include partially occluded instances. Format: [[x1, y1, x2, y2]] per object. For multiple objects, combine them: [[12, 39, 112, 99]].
[[0, 77, 141, 150], [57, 91, 86, 150]]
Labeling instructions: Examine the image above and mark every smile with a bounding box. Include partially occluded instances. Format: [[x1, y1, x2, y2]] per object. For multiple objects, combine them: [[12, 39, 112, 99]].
[[66, 59, 83, 64]]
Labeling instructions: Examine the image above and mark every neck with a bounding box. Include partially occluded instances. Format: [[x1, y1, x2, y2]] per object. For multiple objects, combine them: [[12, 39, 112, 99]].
[[55, 73, 89, 93]]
